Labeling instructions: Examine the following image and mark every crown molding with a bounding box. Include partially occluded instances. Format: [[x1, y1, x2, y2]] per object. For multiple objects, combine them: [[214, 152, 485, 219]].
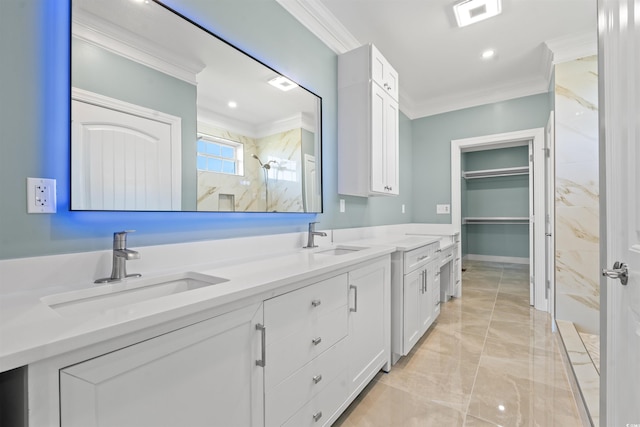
[[403, 76, 549, 119], [545, 31, 597, 64], [275, 0, 360, 54], [72, 11, 205, 85]]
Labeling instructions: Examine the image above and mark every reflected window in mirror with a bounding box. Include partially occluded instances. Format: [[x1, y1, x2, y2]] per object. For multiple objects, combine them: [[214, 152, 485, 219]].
[[197, 136, 243, 176]]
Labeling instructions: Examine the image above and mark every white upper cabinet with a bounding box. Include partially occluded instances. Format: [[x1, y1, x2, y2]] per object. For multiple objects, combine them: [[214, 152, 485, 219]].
[[338, 44, 399, 197]]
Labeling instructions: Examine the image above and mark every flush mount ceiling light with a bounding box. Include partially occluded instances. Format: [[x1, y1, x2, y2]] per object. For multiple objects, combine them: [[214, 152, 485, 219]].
[[268, 76, 299, 92], [482, 49, 496, 59], [227, 101, 237, 108], [453, 0, 502, 27]]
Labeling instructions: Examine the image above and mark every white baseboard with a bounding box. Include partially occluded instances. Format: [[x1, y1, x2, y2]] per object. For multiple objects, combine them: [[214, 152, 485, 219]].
[[463, 254, 529, 265]]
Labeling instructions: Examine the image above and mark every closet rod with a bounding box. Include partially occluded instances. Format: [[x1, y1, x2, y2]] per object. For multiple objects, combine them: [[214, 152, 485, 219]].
[[462, 166, 529, 179]]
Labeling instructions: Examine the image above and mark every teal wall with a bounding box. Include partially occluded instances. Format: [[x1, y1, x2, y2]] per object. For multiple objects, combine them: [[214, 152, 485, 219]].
[[0, 0, 416, 260], [72, 38, 198, 210], [411, 93, 551, 224], [463, 146, 530, 258]]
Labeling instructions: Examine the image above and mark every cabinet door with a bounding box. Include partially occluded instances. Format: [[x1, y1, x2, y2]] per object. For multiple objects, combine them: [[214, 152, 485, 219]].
[[347, 259, 390, 395], [60, 303, 265, 427], [370, 84, 399, 196], [402, 268, 422, 354], [418, 268, 433, 335], [432, 264, 441, 319]]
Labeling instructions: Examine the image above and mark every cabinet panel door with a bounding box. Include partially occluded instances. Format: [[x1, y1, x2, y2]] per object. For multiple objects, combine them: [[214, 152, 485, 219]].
[[347, 260, 390, 393], [60, 303, 264, 427], [370, 84, 387, 194], [384, 97, 399, 195], [402, 268, 422, 354], [419, 268, 433, 335]]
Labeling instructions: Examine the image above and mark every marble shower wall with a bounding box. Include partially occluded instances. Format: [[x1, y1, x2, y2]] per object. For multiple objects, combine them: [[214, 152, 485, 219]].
[[554, 56, 600, 334], [197, 127, 304, 212]]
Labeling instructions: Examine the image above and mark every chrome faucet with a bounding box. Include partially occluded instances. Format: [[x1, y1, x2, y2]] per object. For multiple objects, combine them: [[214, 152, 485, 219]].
[[95, 231, 142, 283], [304, 222, 327, 248]]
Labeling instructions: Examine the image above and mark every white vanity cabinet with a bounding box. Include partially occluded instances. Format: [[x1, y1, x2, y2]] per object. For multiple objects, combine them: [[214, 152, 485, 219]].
[[391, 242, 440, 363], [58, 303, 265, 427], [338, 44, 399, 197], [265, 257, 391, 427], [264, 274, 349, 427], [346, 258, 391, 395]]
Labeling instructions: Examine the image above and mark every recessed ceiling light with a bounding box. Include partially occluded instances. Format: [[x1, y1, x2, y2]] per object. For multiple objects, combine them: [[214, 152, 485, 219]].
[[268, 76, 299, 92], [482, 49, 496, 59], [453, 0, 502, 27], [228, 101, 237, 108]]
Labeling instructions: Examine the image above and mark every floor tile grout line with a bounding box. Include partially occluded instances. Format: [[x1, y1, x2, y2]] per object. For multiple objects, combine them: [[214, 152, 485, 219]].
[[461, 264, 502, 425]]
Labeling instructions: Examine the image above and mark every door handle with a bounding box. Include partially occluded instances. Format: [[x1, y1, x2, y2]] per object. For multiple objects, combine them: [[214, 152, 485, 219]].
[[545, 233, 552, 237], [255, 324, 266, 367], [350, 285, 358, 312], [602, 261, 628, 285]]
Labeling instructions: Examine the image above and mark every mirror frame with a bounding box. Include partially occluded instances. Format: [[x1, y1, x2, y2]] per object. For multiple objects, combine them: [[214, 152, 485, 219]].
[[70, 0, 323, 214]]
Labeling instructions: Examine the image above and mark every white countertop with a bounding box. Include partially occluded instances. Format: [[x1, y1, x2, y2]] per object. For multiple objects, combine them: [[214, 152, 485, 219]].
[[0, 243, 398, 372]]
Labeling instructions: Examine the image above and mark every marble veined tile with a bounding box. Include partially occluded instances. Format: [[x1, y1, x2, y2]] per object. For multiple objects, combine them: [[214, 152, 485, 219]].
[[333, 379, 465, 427], [555, 206, 600, 252], [468, 366, 583, 427], [579, 332, 600, 374], [556, 250, 600, 297]]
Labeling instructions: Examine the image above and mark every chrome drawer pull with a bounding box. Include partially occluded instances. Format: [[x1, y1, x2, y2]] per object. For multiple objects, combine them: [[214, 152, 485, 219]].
[[312, 337, 322, 346], [417, 255, 429, 261], [313, 411, 323, 422], [350, 285, 358, 312], [313, 374, 323, 384], [311, 299, 322, 307], [255, 324, 266, 367]]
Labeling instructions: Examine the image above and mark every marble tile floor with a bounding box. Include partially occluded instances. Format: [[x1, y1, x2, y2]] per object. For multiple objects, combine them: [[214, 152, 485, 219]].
[[578, 332, 600, 375], [334, 261, 585, 427]]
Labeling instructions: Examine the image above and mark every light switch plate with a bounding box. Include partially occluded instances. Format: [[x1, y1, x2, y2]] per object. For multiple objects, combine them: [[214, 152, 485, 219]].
[[27, 177, 57, 213], [436, 204, 450, 215], [340, 199, 345, 213]]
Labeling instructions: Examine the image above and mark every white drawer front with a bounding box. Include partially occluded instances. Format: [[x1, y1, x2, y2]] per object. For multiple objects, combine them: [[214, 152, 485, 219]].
[[440, 246, 455, 266], [403, 243, 438, 272], [282, 370, 349, 427], [266, 338, 346, 427], [265, 304, 347, 389], [265, 274, 347, 344]]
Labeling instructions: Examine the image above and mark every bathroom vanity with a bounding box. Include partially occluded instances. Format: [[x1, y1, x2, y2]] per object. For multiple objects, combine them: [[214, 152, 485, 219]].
[[1, 243, 391, 426]]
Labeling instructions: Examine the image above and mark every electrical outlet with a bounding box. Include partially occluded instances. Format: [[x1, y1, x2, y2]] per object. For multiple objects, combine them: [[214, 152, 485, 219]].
[[27, 177, 56, 213], [340, 199, 345, 213], [402, 204, 405, 214], [436, 204, 450, 215]]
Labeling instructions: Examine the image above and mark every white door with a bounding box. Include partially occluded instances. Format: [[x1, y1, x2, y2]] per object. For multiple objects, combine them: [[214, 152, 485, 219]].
[[545, 112, 555, 317], [304, 154, 320, 212], [72, 97, 181, 210], [600, 0, 640, 424], [370, 83, 387, 194], [59, 303, 265, 427]]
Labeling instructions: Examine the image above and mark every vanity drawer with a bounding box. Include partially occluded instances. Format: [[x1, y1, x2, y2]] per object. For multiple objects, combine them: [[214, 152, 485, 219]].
[[440, 245, 455, 267], [265, 274, 348, 344], [265, 303, 347, 389], [281, 369, 349, 427], [266, 338, 346, 427], [404, 243, 438, 272]]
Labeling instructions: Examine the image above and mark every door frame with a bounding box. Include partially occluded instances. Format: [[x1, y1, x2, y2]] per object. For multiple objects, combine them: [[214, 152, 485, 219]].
[[451, 127, 549, 312]]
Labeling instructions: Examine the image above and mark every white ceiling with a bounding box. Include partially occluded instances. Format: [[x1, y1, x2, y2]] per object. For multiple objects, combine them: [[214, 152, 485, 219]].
[[277, 0, 597, 119]]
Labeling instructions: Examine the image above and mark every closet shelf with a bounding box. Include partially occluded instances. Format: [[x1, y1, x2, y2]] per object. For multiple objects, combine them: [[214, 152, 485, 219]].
[[462, 166, 529, 179], [463, 217, 529, 225]]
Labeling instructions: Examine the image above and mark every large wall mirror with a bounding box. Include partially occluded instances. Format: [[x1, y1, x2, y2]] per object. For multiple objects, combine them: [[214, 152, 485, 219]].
[[71, 0, 322, 213]]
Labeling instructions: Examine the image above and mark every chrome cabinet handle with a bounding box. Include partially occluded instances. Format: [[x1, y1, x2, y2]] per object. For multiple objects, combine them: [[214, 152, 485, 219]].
[[350, 285, 358, 312], [435, 300, 440, 306], [313, 411, 323, 422], [313, 374, 323, 384], [602, 261, 628, 285], [436, 249, 442, 253], [417, 255, 429, 261], [311, 299, 321, 307], [255, 324, 266, 367], [312, 337, 322, 346]]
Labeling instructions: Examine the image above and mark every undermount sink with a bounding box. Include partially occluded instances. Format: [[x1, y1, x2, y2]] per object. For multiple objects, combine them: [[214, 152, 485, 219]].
[[314, 245, 368, 256], [41, 272, 228, 318]]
